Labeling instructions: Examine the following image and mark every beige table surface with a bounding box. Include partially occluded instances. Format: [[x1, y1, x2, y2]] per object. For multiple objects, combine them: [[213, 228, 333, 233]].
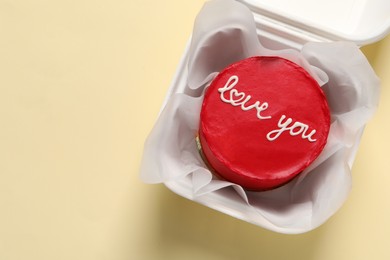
[[1, 1, 390, 259]]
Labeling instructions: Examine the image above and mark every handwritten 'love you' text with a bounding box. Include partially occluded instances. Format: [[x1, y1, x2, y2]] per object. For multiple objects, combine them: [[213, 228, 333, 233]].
[[217, 75, 317, 143]]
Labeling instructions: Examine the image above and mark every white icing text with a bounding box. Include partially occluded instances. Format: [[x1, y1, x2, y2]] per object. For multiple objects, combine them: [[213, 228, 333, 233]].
[[266, 115, 317, 142], [218, 75, 271, 120], [217, 75, 318, 143]]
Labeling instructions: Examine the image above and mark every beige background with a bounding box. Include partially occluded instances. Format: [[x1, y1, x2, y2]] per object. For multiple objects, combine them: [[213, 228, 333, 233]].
[[1, 1, 390, 259]]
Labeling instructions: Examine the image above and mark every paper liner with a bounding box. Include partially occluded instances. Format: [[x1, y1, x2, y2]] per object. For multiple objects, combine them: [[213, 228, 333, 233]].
[[140, 0, 380, 233]]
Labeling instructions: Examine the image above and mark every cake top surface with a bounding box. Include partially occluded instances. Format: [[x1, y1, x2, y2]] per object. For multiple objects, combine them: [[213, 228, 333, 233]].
[[199, 56, 330, 190]]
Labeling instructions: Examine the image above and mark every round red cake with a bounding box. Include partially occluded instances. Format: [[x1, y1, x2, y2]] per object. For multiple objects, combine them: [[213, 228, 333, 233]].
[[198, 56, 330, 191]]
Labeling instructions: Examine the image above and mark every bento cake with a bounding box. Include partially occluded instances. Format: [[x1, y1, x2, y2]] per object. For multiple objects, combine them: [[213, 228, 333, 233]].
[[198, 56, 330, 190]]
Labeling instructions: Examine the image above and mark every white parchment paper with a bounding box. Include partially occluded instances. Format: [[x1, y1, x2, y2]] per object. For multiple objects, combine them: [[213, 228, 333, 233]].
[[140, 0, 380, 233]]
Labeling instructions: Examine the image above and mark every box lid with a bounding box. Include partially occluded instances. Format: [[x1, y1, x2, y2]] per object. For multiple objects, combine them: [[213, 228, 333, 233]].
[[238, 0, 390, 46]]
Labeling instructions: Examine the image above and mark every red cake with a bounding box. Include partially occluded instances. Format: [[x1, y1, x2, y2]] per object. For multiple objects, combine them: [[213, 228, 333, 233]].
[[198, 56, 330, 190]]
